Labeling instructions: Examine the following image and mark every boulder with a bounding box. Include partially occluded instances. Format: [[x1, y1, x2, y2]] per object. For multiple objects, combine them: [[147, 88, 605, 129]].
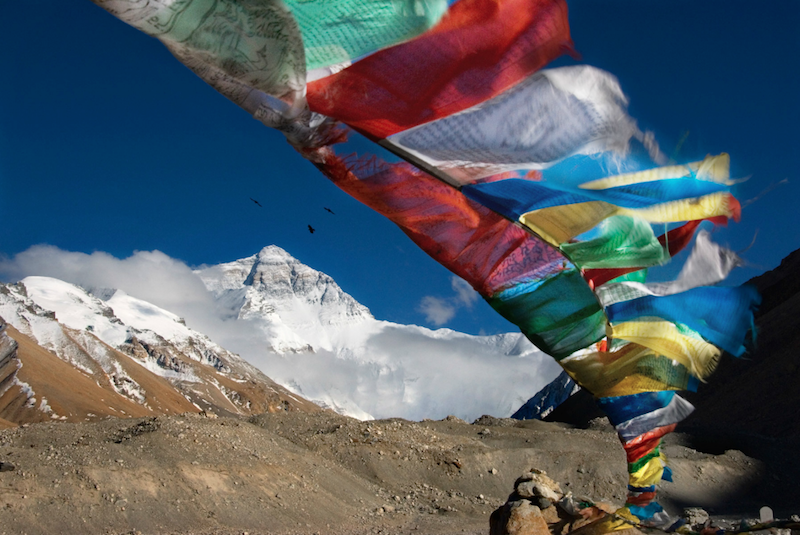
[[515, 469, 563, 502], [491, 500, 550, 535]]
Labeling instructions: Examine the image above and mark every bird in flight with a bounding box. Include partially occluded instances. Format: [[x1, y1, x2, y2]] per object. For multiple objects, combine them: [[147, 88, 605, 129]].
[[308, 225, 316, 234], [250, 197, 263, 207], [324, 207, 335, 215]]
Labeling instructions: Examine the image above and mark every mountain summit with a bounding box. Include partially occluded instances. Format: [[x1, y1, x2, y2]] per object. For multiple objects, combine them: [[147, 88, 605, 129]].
[[195, 246, 372, 354]]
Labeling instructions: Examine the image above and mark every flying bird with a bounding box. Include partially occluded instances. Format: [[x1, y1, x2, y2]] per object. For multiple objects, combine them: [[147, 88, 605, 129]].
[[324, 207, 335, 214], [250, 197, 263, 207], [308, 225, 315, 234]]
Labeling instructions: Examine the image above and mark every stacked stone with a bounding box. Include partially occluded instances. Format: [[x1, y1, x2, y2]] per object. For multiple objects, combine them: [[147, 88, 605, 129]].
[[490, 469, 642, 535]]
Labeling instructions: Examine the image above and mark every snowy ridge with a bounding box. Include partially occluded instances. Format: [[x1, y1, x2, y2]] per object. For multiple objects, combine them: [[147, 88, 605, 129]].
[[0, 278, 313, 421]]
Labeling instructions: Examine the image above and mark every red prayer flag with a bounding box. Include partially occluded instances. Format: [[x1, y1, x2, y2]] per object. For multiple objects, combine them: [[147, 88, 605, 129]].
[[307, 0, 574, 139]]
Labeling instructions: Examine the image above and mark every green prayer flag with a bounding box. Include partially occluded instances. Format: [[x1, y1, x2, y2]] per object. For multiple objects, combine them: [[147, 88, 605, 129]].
[[286, 0, 448, 70]]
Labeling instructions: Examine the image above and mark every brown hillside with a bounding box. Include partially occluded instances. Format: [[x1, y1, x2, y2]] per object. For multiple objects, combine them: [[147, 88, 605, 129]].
[[0, 325, 198, 424]]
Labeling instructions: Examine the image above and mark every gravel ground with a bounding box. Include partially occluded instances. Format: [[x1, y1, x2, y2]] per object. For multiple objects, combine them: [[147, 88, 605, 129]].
[[0, 411, 794, 535]]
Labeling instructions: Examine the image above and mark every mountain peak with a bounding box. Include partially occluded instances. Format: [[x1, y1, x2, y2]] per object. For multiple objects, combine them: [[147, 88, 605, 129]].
[[244, 246, 304, 289], [256, 245, 295, 263], [195, 247, 374, 353]]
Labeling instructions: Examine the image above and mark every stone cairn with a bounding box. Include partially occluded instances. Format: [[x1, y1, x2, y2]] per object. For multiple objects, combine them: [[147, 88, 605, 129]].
[[490, 468, 642, 535]]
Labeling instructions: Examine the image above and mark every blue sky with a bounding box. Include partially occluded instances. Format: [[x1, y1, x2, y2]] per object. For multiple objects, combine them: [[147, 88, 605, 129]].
[[1, 0, 798, 336]]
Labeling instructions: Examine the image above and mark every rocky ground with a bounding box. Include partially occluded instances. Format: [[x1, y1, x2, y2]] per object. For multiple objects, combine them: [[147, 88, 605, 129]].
[[0, 410, 796, 535]]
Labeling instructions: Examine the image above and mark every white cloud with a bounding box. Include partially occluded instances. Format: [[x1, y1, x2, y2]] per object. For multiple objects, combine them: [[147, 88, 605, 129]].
[[0, 245, 231, 341], [416, 296, 455, 326], [0, 245, 208, 311], [416, 276, 479, 326], [241, 325, 561, 422], [451, 276, 479, 307]]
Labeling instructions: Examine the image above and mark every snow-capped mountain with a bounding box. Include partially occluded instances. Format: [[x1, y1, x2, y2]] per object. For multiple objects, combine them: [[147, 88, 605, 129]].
[[0, 277, 318, 425], [196, 246, 373, 354], [193, 246, 561, 421], [511, 370, 580, 420], [1, 245, 561, 423]]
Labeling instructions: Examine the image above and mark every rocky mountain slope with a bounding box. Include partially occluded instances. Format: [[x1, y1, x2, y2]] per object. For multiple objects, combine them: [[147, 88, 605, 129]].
[[683, 247, 800, 441], [196, 245, 373, 354], [0, 278, 319, 426], [518, 247, 800, 443], [1, 248, 798, 534], [511, 370, 578, 421]]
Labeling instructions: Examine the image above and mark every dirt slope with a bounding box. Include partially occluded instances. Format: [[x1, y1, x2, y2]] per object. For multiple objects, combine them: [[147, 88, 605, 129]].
[[0, 411, 793, 535], [0, 325, 197, 423]]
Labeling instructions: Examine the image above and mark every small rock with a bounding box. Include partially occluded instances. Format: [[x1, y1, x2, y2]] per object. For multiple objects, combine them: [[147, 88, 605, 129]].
[[444, 415, 467, 424], [514, 468, 564, 502], [0, 462, 16, 472], [592, 502, 617, 514], [684, 507, 710, 529], [516, 480, 561, 502], [491, 468, 499, 475], [759, 506, 773, 523]]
